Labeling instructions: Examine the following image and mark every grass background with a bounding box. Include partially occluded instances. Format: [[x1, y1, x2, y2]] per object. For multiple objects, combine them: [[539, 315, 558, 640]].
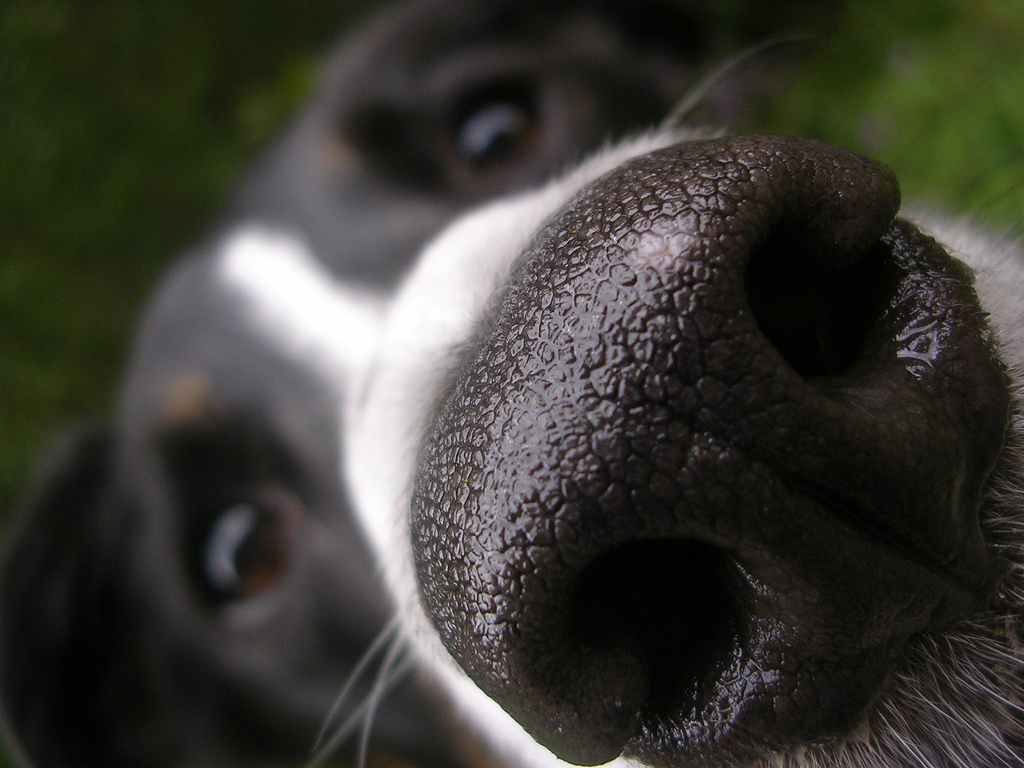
[[0, 0, 1021, 764]]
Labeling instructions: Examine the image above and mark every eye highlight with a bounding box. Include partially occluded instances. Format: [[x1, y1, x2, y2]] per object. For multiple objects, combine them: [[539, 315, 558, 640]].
[[453, 83, 537, 168], [456, 101, 534, 166], [199, 498, 293, 603]]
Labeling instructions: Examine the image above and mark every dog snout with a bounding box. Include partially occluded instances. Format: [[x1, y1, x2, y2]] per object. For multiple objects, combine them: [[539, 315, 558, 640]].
[[411, 136, 1011, 767]]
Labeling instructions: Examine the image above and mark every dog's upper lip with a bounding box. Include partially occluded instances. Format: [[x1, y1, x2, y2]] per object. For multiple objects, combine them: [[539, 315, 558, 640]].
[[782, 472, 1006, 605]]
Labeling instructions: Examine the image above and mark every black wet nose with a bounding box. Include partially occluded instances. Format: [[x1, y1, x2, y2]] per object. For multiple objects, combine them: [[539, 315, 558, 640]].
[[411, 136, 1010, 767]]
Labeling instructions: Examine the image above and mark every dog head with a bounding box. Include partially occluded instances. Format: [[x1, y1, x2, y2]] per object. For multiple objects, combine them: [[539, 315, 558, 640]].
[[0, 1, 842, 766]]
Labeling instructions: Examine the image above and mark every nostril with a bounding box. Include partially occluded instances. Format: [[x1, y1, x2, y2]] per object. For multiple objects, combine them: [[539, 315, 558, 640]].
[[746, 235, 899, 378], [570, 540, 741, 716]]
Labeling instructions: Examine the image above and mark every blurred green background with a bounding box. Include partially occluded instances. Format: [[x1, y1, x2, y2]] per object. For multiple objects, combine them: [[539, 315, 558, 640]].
[[1, 0, 383, 522], [0, 0, 1021, 763]]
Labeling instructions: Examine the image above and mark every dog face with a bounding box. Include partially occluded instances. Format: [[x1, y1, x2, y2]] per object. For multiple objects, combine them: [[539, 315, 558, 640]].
[[0, 2, 844, 767]]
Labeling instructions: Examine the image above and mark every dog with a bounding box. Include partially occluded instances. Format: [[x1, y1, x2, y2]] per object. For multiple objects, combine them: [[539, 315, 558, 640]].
[[0, 1, 840, 766], [5, 1, 1022, 768]]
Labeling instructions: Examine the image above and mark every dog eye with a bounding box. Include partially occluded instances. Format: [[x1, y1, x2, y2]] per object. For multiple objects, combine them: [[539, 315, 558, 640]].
[[454, 86, 537, 168], [200, 500, 292, 602]]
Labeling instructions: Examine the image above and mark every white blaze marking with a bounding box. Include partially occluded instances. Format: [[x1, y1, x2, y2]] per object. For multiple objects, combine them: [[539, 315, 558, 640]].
[[217, 226, 385, 389]]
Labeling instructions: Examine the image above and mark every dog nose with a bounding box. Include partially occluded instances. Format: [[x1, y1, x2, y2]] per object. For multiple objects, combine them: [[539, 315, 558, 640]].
[[411, 136, 1011, 766]]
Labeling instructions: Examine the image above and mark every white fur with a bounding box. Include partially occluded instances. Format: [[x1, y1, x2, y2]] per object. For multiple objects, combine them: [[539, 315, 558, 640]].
[[217, 226, 385, 389]]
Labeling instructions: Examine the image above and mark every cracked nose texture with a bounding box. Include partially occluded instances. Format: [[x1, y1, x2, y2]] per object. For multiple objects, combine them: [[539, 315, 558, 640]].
[[411, 136, 1011, 768]]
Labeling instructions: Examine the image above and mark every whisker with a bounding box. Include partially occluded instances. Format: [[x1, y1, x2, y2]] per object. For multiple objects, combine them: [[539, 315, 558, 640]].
[[308, 622, 413, 768], [357, 635, 415, 768], [312, 692, 375, 767], [313, 615, 401, 752], [309, 691, 382, 768], [660, 33, 812, 131]]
